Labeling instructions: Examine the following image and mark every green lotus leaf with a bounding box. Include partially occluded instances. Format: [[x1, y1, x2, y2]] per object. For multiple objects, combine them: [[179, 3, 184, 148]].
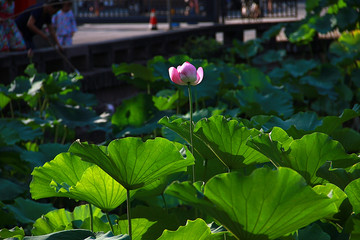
[[159, 115, 268, 175], [153, 90, 179, 111], [248, 131, 359, 185], [0, 178, 26, 201], [25, 229, 94, 240], [282, 59, 318, 78], [5, 198, 55, 224], [30, 152, 93, 200], [114, 218, 157, 240], [309, 14, 335, 34], [0, 119, 42, 146], [288, 23, 316, 45], [313, 183, 347, 210], [332, 127, 360, 153], [158, 218, 226, 240], [70, 165, 128, 212], [32, 205, 104, 235], [31, 152, 128, 211], [232, 39, 263, 59], [0, 92, 10, 110], [69, 137, 194, 190], [336, 7, 358, 30], [117, 205, 181, 239], [111, 93, 155, 130], [47, 102, 101, 128], [0, 226, 25, 240], [165, 167, 339, 240], [345, 178, 360, 214], [194, 115, 268, 169], [298, 223, 330, 240]]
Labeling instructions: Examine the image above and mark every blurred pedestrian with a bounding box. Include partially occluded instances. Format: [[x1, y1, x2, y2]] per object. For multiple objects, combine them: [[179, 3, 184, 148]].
[[52, 1, 77, 46], [15, 0, 63, 51], [0, 0, 26, 52]]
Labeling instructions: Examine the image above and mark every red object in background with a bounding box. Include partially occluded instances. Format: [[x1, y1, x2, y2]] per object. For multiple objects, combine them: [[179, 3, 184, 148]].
[[149, 8, 158, 30], [14, 0, 37, 15]]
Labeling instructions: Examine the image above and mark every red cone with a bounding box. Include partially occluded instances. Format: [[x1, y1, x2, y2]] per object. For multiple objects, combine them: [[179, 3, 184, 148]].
[[149, 9, 158, 30]]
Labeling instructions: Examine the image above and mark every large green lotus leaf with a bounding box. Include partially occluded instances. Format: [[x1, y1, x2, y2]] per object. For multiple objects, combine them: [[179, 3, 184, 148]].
[[239, 68, 271, 89], [118, 205, 181, 239], [159, 116, 265, 178], [114, 218, 156, 240], [0, 119, 42, 146], [111, 93, 155, 129], [232, 39, 263, 59], [47, 102, 102, 128], [309, 14, 335, 34], [345, 178, 360, 214], [338, 30, 360, 53], [69, 165, 128, 211], [0, 178, 26, 201], [288, 22, 316, 45], [30, 152, 93, 200], [248, 131, 359, 185], [166, 167, 338, 240], [21, 143, 70, 168], [298, 223, 330, 240], [332, 127, 360, 153], [282, 59, 319, 78], [228, 88, 294, 118], [194, 115, 268, 169], [153, 89, 179, 111], [158, 218, 226, 240], [31, 152, 128, 211], [24, 229, 95, 240], [5, 198, 55, 224], [32, 205, 104, 235], [0, 226, 25, 240], [336, 7, 358, 30], [69, 137, 194, 190]]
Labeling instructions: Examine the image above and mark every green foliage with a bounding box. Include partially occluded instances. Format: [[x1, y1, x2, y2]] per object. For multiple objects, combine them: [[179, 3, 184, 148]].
[[2, 2, 360, 239]]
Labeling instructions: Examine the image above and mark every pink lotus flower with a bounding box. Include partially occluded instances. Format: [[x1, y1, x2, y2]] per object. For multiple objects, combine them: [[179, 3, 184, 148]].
[[168, 62, 204, 86]]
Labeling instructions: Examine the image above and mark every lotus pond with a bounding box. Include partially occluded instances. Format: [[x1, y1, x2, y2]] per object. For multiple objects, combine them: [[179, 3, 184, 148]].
[[1, 1, 360, 239]]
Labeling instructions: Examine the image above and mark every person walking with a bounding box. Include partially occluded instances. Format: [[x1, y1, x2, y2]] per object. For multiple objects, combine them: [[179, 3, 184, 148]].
[[52, 1, 77, 46], [15, 0, 63, 51], [0, 0, 26, 52]]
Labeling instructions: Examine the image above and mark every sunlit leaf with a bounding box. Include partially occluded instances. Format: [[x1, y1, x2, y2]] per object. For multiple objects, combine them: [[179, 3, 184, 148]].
[[32, 205, 105, 235], [69, 137, 194, 190], [31, 152, 128, 211], [158, 218, 226, 240], [165, 167, 338, 240]]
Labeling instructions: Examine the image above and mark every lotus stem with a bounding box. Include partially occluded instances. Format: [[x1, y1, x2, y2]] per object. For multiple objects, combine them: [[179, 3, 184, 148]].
[[106, 212, 115, 234], [188, 83, 195, 183], [61, 125, 68, 144], [89, 204, 94, 232], [161, 193, 168, 213], [127, 189, 132, 240]]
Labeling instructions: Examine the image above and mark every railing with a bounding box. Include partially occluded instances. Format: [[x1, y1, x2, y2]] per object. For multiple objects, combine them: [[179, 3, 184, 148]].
[[73, 0, 298, 23], [225, 0, 298, 19], [74, 0, 215, 23]]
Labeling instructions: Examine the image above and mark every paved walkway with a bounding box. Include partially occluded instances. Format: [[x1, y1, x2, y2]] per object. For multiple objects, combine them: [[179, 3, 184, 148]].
[[72, 1, 306, 45]]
